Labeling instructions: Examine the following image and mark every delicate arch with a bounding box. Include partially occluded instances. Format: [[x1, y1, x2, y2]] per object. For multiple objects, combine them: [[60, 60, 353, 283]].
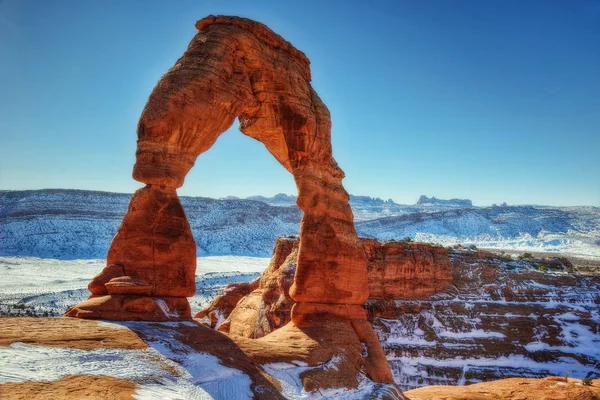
[[132, 15, 368, 306], [65, 15, 396, 389]]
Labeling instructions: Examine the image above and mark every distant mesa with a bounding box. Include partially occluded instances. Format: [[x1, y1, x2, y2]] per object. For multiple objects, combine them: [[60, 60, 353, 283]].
[[245, 193, 398, 207], [349, 194, 396, 205], [416, 195, 473, 207], [246, 193, 296, 204], [198, 193, 476, 209]]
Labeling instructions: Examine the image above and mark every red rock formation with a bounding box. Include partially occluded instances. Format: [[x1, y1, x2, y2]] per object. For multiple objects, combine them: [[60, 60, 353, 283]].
[[66, 15, 398, 394], [196, 280, 259, 331], [199, 238, 600, 388], [65, 186, 195, 320], [200, 237, 454, 335], [404, 377, 600, 400], [199, 237, 298, 336], [131, 15, 369, 307], [363, 239, 453, 300]]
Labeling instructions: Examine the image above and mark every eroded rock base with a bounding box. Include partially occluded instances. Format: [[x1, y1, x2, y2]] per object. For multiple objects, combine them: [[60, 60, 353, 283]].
[[1, 317, 404, 399], [64, 295, 191, 321]]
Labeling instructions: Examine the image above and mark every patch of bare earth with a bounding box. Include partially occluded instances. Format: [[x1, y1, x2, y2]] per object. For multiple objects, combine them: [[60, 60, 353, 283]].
[[405, 377, 600, 400], [0, 317, 147, 350], [1, 375, 136, 400]]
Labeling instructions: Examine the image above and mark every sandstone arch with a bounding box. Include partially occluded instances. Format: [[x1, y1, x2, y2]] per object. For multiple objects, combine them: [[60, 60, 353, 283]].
[[66, 15, 397, 389]]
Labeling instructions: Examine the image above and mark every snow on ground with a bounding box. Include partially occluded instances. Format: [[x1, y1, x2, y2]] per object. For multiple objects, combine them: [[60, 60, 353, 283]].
[[0, 256, 268, 317], [413, 232, 600, 260], [375, 267, 600, 389], [0, 321, 254, 399], [388, 354, 596, 387], [263, 362, 400, 399], [2, 255, 599, 394]]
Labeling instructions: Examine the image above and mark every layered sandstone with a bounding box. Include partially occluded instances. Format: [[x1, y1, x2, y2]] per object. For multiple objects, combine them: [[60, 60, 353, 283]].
[[404, 377, 600, 400], [65, 187, 195, 320], [198, 237, 454, 335], [65, 15, 398, 394], [363, 238, 453, 300], [68, 14, 369, 318], [131, 15, 369, 307], [2, 376, 137, 400], [196, 237, 298, 337], [69, 14, 368, 316], [377, 250, 600, 388], [0, 317, 402, 399], [198, 237, 600, 388]]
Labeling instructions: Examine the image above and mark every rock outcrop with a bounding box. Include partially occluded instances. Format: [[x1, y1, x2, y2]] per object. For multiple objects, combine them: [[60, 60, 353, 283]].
[[378, 250, 600, 389], [416, 195, 473, 207], [404, 377, 600, 400], [65, 186, 196, 320], [2, 318, 599, 399], [198, 237, 454, 336], [199, 237, 600, 388], [65, 15, 399, 395], [1, 317, 404, 399]]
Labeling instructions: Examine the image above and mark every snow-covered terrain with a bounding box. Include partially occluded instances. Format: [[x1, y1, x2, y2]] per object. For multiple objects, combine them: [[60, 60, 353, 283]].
[[263, 362, 401, 399], [0, 331, 254, 400], [358, 206, 600, 259], [377, 281, 600, 389], [0, 256, 268, 317], [1, 255, 599, 393], [0, 320, 400, 399], [235, 193, 479, 221], [0, 255, 399, 398], [0, 190, 300, 258], [1, 189, 598, 259]]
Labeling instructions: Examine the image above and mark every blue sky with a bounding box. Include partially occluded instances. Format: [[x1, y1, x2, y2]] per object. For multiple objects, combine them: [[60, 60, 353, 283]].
[[1, 0, 598, 206]]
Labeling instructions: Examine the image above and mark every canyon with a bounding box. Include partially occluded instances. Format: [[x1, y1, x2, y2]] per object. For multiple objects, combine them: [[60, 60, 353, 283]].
[[199, 237, 600, 389]]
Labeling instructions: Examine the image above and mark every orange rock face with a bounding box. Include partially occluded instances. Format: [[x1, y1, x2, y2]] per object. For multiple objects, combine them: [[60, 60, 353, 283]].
[[202, 237, 454, 335], [64, 294, 192, 321], [404, 377, 600, 400], [363, 238, 453, 300], [66, 186, 195, 320], [69, 15, 368, 318], [66, 15, 397, 393], [133, 15, 368, 306]]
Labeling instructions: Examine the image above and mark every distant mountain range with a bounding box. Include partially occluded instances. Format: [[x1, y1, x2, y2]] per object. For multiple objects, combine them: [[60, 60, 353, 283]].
[[416, 195, 472, 207], [225, 193, 479, 221], [1, 189, 598, 259], [222, 193, 472, 210]]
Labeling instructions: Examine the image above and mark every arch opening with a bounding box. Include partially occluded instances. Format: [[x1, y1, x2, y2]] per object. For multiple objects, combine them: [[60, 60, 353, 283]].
[[180, 119, 300, 261]]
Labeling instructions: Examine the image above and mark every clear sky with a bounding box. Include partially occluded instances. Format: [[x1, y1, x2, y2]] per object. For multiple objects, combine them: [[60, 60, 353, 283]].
[[1, 0, 598, 206]]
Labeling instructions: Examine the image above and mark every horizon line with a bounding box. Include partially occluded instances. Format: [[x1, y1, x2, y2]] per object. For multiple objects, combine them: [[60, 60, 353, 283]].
[[0, 187, 597, 208]]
